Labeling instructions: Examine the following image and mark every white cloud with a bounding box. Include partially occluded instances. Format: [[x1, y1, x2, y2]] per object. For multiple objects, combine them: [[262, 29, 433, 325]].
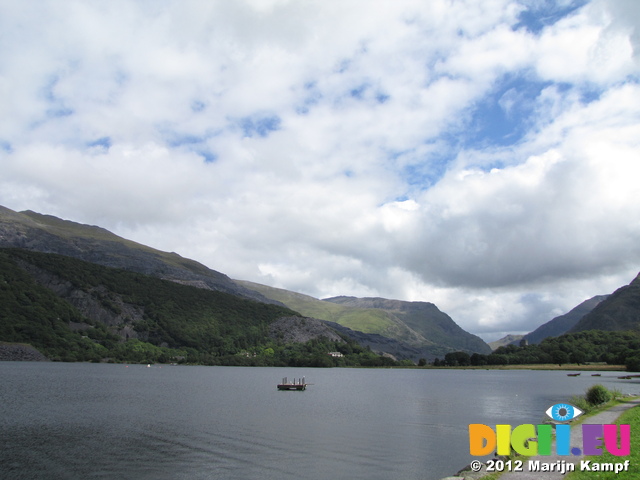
[[1, 0, 639, 341]]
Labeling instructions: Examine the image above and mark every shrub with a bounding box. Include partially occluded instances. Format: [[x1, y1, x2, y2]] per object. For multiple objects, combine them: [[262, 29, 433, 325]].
[[568, 394, 592, 414], [585, 384, 612, 406]]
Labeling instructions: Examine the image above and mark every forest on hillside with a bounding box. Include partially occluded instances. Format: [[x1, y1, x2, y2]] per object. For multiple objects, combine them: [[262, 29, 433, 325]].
[[435, 330, 640, 371], [0, 248, 402, 367]]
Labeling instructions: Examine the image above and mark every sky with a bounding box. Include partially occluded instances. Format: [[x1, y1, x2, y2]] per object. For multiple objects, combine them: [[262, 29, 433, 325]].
[[1, 0, 639, 342]]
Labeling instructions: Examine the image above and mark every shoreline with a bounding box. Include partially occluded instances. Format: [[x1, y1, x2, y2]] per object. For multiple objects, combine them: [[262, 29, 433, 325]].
[[412, 363, 627, 371], [444, 396, 640, 480]]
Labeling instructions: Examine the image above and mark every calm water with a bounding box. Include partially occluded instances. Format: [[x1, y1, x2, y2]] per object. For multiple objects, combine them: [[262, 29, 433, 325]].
[[1, 363, 638, 480]]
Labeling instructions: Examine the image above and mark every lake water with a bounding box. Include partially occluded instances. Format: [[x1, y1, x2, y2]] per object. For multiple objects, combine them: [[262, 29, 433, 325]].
[[1, 363, 638, 480]]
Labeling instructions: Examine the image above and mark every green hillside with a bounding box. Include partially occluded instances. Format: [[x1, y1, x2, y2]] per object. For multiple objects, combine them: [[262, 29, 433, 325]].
[[0, 248, 392, 366], [0, 250, 118, 362], [325, 296, 491, 354], [235, 281, 492, 355], [235, 280, 429, 345]]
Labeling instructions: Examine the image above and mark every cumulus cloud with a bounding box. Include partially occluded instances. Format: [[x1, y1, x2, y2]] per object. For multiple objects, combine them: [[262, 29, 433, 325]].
[[1, 0, 639, 340]]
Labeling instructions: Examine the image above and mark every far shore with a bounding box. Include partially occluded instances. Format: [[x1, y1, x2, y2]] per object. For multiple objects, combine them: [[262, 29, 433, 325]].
[[423, 363, 628, 371]]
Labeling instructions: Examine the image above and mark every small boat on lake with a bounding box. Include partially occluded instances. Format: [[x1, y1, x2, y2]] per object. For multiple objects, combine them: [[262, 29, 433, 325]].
[[277, 377, 308, 391], [567, 373, 581, 376]]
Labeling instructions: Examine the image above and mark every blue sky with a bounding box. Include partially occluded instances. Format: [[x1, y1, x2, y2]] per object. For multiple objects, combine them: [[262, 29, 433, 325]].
[[1, 0, 639, 340]]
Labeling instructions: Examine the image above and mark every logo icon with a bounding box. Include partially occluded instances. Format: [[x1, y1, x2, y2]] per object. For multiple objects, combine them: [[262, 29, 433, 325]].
[[545, 403, 583, 422]]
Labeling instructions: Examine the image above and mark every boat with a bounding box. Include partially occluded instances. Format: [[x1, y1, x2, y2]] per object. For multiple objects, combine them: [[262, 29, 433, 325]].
[[277, 377, 307, 391], [567, 373, 581, 376]]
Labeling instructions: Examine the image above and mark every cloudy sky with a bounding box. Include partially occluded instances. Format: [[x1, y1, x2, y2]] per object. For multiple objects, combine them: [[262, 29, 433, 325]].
[[1, 0, 639, 341]]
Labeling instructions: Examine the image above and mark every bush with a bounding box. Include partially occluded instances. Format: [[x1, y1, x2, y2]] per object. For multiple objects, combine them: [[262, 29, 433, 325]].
[[568, 394, 592, 414], [585, 384, 612, 406]]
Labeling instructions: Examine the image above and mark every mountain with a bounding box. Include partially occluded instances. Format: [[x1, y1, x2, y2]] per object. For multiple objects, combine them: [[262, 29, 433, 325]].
[[0, 247, 295, 362], [488, 334, 523, 350], [237, 279, 490, 356], [235, 280, 444, 360], [0, 206, 276, 305], [235, 280, 427, 343], [0, 205, 487, 360], [570, 272, 640, 333], [324, 296, 491, 355], [522, 295, 609, 344], [0, 248, 393, 366]]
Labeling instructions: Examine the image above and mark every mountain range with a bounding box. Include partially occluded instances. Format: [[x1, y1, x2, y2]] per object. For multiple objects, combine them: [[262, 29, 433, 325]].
[[491, 273, 640, 349], [0, 206, 490, 361], [236, 281, 490, 358], [0, 206, 274, 304], [1, 205, 639, 363]]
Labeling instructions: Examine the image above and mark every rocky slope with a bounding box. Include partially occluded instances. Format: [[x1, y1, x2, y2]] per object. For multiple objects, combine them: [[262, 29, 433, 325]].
[[0, 343, 49, 361], [268, 316, 344, 344]]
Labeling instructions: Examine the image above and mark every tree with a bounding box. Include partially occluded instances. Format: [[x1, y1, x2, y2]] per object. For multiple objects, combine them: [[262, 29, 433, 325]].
[[569, 350, 586, 365], [552, 350, 569, 366], [470, 353, 487, 366], [626, 355, 640, 372], [418, 358, 427, 367], [444, 351, 471, 366]]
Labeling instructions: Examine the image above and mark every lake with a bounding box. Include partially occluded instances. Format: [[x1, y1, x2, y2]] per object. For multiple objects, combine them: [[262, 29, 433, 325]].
[[1, 363, 638, 480]]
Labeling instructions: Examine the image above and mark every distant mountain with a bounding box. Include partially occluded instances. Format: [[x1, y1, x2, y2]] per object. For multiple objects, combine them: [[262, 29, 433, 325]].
[[522, 295, 609, 344], [239, 279, 491, 356], [488, 334, 523, 350], [235, 280, 427, 343], [570, 272, 640, 333], [324, 296, 491, 355], [234, 281, 464, 360], [235, 281, 491, 357], [0, 206, 276, 305]]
